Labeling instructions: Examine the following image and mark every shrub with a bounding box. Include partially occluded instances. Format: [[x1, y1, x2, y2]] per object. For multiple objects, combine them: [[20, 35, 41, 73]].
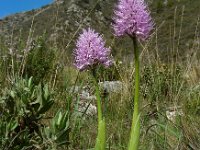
[[0, 77, 70, 149], [24, 34, 55, 84]]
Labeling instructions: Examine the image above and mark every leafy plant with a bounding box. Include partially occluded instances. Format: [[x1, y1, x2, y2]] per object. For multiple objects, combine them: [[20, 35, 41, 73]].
[[0, 77, 70, 149], [24, 34, 55, 84], [41, 109, 70, 149]]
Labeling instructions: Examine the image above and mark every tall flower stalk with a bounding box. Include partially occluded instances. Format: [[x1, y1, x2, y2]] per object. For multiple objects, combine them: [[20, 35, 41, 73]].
[[74, 28, 112, 150], [92, 70, 106, 150], [128, 36, 140, 150], [112, 0, 153, 149]]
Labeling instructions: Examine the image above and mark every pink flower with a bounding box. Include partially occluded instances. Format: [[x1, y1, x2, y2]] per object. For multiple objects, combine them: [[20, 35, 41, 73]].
[[112, 0, 154, 40], [74, 28, 112, 71]]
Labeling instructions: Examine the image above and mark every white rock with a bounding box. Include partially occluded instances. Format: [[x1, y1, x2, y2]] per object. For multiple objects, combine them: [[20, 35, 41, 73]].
[[166, 108, 183, 122], [98, 81, 123, 93], [80, 90, 96, 101], [78, 102, 97, 116]]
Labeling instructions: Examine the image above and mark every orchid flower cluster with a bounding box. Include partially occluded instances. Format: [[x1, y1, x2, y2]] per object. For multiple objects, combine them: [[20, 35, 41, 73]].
[[74, 28, 112, 71], [73, 0, 153, 149], [112, 0, 153, 40]]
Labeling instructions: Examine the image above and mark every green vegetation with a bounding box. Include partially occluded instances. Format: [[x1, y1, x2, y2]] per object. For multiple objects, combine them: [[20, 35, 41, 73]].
[[24, 34, 56, 84], [0, 77, 70, 149]]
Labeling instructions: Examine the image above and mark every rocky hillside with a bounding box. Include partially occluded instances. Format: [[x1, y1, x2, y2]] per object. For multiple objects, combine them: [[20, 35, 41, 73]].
[[0, 0, 200, 60], [0, 0, 115, 41]]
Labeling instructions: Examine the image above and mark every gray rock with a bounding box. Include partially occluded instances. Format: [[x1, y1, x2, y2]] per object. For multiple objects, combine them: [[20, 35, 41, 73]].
[[79, 90, 96, 101], [166, 106, 183, 122], [78, 101, 97, 116], [70, 85, 96, 101], [98, 81, 123, 93]]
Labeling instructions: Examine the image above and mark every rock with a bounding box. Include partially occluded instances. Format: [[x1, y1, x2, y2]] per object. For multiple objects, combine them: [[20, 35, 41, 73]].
[[70, 85, 96, 101], [78, 101, 97, 116], [98, 81, 123, 93], [166, 107, 183, 122], [79, 90, 96, 101], [71, 81, 123, 117]]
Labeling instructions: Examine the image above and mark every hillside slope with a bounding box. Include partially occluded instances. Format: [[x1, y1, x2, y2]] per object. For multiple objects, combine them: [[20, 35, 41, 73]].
[[0, 0, 199, 60]]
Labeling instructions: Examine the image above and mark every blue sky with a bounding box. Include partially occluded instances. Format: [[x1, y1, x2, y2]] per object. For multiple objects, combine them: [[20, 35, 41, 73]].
[[0, 0, 53, 19]]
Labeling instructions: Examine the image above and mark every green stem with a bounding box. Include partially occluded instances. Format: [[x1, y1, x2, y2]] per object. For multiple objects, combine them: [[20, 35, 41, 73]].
[[91, 69, 105, 150], [95, 81, 103, 123], [133, 37, 139, 119], [128, 36, 140, 150], [91, 69, 103, 122]]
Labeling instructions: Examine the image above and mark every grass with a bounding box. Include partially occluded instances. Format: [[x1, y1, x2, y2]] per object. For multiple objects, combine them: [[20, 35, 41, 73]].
[[0, 0, 200, 149], [0, 38, 200, 149]]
